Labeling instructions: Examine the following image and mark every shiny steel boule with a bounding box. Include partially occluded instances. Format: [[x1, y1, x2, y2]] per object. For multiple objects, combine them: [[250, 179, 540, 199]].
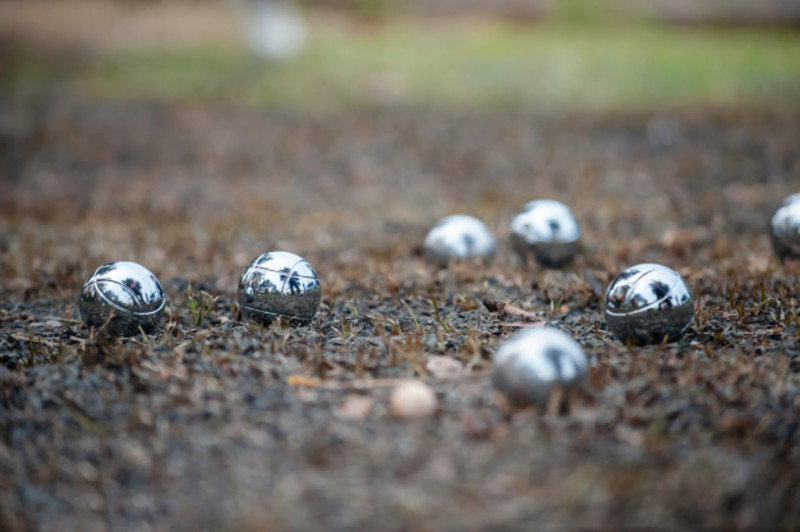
[[604, 263, 694, 345], [424, 215, 495, 266], [770, 193, 800, 260], [238, 251, 321, 326], [79, 261, 165, 336], [493, 327, 588, 405], [510, 199, 580, 268]]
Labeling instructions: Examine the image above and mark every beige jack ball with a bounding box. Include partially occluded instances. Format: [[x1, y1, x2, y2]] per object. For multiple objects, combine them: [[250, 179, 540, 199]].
[[390, 381, 438, 419]]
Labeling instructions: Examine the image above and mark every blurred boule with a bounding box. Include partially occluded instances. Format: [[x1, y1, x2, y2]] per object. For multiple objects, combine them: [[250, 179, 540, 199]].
[[510, 199, 580, 268], [770, 193, 800, 261], [424, 215, 495, 266], [493, 327, 587, 405], [237, 0, 306, 61]]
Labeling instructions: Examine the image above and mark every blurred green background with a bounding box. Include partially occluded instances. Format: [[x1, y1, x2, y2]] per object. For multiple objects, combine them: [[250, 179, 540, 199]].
[[1, 0, 799, 110]]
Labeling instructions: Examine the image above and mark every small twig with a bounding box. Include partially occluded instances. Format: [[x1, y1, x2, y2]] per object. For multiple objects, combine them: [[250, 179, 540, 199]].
[[483, 299, 544, 321], [287, 375, 413, 390], [286, 373, 491, 390], [546, 386, 565, 417], [50, 316, 83, 325], [497, 321, 545, 328]]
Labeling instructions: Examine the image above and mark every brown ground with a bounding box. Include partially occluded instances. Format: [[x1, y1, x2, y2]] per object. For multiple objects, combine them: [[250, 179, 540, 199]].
[[1, 97, 800, 530]]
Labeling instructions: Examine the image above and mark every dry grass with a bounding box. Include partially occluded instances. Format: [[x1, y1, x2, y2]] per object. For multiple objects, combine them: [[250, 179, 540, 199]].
[[1, 98, 800, 529]]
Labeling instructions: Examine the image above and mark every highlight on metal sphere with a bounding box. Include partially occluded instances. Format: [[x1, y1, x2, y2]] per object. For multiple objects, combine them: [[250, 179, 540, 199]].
[[238, 251, 321, 326], [604, 263, 694, 345], [770, 193, 800, 261], [493, 327, 588, 405], [78, 261, 165, 336], [423, 215, 496, 266], [510, 199, 580, 268]]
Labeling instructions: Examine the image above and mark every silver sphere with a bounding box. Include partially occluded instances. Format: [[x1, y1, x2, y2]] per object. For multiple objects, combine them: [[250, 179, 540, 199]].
[[78, 261, 165, 336], [493, 327, 588, 405], [238, 251, 321, 326], [604, 263, 694, 345], [238, 0, 307, 61], [424, 215, 496, 266], [770, 193, 800, 261], [510, 199, 580, 268]]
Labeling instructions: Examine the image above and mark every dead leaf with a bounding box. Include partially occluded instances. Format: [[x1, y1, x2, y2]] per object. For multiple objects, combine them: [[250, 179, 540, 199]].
[[483, 299, 543, 321]]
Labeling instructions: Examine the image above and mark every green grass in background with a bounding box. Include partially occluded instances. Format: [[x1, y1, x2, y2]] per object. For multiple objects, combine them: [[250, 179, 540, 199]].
[[10, 20, 800, 109]]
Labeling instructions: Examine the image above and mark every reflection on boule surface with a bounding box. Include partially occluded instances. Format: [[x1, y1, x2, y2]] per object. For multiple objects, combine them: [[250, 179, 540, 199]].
[[510, 199, 580, 268], [770, 193, 800, 261], [493, 327, 587, 405], [238, 251, 321, 326], [78, 261, 165, 336], [604, 263, 694, 345], [423, 215, 495, 266]]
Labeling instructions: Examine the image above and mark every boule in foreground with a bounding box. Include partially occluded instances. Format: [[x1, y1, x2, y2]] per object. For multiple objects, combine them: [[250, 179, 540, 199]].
[[493, 327, 588, 405]]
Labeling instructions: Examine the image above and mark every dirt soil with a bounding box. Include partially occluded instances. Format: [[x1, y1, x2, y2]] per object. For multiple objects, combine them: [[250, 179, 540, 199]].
[[1, 98, 800, 530]]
